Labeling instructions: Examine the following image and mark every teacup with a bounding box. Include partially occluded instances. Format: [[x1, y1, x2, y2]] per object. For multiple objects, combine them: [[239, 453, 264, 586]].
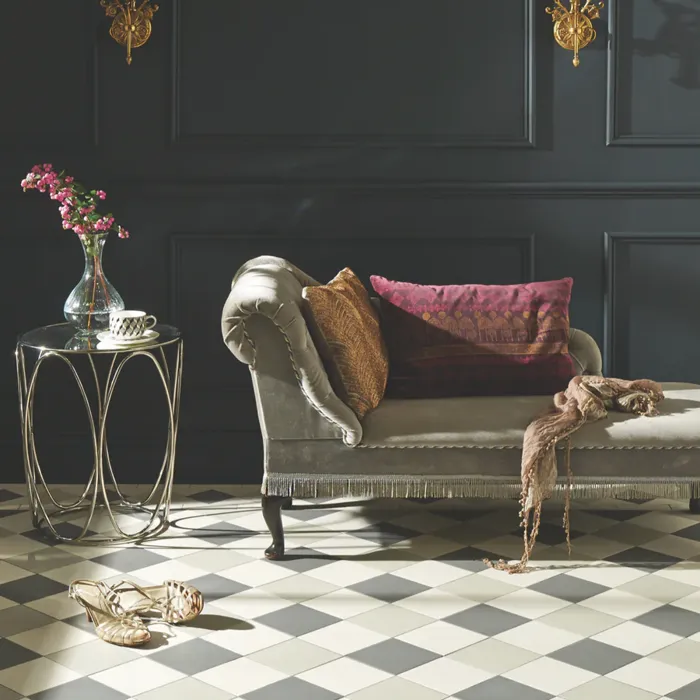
[[109, 310, 157, 340]]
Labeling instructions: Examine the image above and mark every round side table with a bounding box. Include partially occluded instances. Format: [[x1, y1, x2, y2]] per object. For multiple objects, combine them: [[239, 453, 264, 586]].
[[15, 323, 183, 544]]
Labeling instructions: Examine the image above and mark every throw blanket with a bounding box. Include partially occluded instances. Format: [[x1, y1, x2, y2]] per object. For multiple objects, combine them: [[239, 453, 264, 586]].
[[486, 375, 664, 574]]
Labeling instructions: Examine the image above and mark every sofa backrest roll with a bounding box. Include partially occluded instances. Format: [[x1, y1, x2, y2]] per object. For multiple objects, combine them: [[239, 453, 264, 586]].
[[221, 256, 363, 446]]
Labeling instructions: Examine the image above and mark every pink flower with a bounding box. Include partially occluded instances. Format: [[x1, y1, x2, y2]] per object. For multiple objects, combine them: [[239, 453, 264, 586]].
[[117, 226, 129, 239], [96, 190, 106, 200], [64, 176, 74, 183], [62, 221, 73, 230]]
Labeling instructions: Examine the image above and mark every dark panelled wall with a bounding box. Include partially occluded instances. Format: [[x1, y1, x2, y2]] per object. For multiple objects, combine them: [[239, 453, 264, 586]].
[[2, 1, 700, 484]]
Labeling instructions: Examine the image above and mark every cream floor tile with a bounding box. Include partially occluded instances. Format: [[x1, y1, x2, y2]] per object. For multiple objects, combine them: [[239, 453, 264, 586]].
[[392, 560, 472, 587], [562, 676, 660, 700], [9, 621, 94, 655], [305, 560, 385, 587], [346, 675, 447, 700], [202, 622, 291, 655], [400, 657, 493, 695], [618, 573, 698, 603], [503, 657, 598, 695], [649, 639, 700, 674], [213, 587, 293, 620], [258, 572, 339, 602], [447, 637, 539, 675], [607, 657, 700, 696], [91, 658, 185, 696], [302, 590, 385, 619], [397, 620, 485, 655], [592, 620, 681, 655], [299, 657, 392, 696], [24, 592, 83, 620], [48, 639, 140, 675], [247, 638, 340, 675], [349, 604, 434, 637], [579, 589, 664, 620], [495, 619, 583, 655], [394, 589, 478, 620], [486, 588, 571, 620], [0, 658, 79, 696], [300, 620, 389, 655], [195, 657, 287, 695], [537, 604, 624, 638]]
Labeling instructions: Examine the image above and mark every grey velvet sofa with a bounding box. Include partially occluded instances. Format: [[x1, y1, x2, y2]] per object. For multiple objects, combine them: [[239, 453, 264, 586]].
[[221, 256, 700, 560]]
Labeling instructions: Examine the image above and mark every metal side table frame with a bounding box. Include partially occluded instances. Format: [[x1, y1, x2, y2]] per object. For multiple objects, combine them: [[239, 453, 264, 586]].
[[15, 323, 183, 544]]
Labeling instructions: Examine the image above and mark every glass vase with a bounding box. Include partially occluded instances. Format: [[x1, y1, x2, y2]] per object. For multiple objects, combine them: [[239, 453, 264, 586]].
[[64, 233, 124, 336]]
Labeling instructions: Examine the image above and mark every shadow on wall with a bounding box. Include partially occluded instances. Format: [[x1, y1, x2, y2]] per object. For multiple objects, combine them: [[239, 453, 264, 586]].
[[634, 0, 700, 88]]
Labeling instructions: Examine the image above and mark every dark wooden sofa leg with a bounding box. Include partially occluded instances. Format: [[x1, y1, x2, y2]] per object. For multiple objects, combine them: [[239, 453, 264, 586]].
[[690, 498, 700, 514], [262, 495, 292, 560]]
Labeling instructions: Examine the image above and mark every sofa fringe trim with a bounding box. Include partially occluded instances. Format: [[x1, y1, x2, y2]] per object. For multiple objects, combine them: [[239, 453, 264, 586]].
[[262, 473, 700, 500]]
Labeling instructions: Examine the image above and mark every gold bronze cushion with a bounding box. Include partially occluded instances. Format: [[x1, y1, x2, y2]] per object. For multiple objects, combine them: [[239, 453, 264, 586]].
[[302, 269, 388, 419]]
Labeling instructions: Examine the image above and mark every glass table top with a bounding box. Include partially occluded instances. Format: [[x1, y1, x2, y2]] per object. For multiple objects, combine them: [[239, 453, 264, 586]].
[[18, 323, 181, 353]]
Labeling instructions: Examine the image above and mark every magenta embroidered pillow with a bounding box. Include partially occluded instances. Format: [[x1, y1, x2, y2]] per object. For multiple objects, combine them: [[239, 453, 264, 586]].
[[369, 275, 576, 398]]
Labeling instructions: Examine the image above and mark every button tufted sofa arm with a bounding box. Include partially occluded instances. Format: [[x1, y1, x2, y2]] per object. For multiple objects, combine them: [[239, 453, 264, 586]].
[[221, 255, 363, 446]]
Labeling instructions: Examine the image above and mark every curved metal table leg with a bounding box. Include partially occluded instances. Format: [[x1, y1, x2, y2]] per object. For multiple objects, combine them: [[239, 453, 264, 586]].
[[15, 339, 183, 545]]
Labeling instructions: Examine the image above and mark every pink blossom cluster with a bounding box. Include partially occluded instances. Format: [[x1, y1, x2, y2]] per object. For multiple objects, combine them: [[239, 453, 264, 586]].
[[21, 164, 130, 240]]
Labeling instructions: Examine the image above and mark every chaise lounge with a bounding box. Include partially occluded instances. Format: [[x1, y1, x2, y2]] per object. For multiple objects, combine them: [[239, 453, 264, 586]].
[[221, 256, 700, 560]]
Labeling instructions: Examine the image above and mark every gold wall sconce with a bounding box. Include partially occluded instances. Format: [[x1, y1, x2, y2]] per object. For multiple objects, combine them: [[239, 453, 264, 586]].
[[546, 0, 604, 67], [100, 0, 159, 65]]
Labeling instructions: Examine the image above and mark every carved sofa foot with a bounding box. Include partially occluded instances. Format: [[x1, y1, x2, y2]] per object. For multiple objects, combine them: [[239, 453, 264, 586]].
[[261, 495, 292, 560]]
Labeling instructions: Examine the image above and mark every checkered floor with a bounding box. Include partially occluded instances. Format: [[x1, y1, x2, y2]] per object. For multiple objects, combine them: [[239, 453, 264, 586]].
[[3, 486, 700, 700]]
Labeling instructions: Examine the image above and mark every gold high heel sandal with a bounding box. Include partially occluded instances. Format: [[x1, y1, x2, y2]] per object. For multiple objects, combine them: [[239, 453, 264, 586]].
[[68, 579, 151, 647], [108, 579, 204, 624]]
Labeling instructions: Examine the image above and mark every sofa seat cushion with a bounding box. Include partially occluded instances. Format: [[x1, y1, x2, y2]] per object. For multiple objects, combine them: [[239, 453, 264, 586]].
[[360, 382, 700, 450]]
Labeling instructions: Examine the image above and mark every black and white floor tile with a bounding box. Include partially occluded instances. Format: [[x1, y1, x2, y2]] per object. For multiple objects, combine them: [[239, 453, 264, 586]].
[[2, 485, 700, 699]]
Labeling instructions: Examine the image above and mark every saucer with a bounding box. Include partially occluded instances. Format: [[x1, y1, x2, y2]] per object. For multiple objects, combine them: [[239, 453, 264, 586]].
[[96, 329, 160, 348]]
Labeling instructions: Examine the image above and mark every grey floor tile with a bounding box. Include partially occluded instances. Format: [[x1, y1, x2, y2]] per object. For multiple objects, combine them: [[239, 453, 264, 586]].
[[241, 676, 340, 700], [21, 524, 97, 542], [270, 549, 331, 573], [436, 547, 502, 572], [634, 605, 700, 637], [257, 604, 341, 636], [548, 638, 641, 674], [349, 574, 429, 603], [90, 549, 170, 572], [674, 523, 700, 541], [0, 490, 22, 504], [605, 547, 682, 571], [444, 604, 530, 636], [0, 607, 54, 638], [0, 640, 40, 672], [0, 684, 22, 700], [349, 639, 440, 674], [529, 573, 610, 603], [136, 677, 232, 700], [149, 638, 239, 675], [512, 522, 584, 547], [284, 508, 338, 522], [187, 573, 250, 601], [588, 510, 643, 522], [28, 678, 128, 700], [0, 576, 67, 604], [350, 523, 419, 546], [670, 678, 700, 700], [184, 522, 257, 545], [455, 676, 554, 700], [188, 490, 235, 503]]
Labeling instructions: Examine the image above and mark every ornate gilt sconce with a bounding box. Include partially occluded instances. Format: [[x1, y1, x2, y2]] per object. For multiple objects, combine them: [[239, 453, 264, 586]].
[[100, 0, 159, 65], [546, 0, 604, 67]]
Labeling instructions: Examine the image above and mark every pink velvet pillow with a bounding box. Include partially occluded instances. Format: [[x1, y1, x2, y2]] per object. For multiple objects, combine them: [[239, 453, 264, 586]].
[[370, 275, 576, 398]]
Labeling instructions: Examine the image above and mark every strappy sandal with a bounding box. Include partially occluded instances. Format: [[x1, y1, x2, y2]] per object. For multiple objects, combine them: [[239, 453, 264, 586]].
[[107, 579, 204, 624], [68, 579, 151, 647]]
